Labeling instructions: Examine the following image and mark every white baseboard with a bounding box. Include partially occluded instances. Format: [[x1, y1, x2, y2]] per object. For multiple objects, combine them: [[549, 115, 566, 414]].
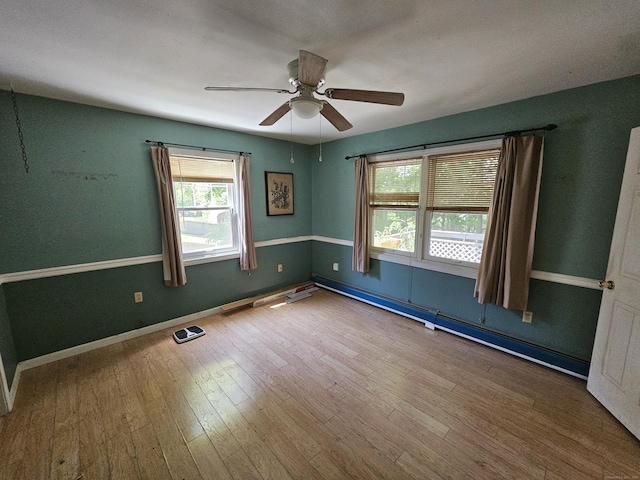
[[17, 305, 222, 372], [0, 354, 8, 415], [7, 367, 20, 411]]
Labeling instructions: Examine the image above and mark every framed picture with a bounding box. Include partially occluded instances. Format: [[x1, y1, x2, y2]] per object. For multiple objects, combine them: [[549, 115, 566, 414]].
[[265, 171, 294, 216]]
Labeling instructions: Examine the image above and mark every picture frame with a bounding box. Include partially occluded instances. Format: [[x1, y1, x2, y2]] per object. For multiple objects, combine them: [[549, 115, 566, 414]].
[[265, 171, 294, 216]]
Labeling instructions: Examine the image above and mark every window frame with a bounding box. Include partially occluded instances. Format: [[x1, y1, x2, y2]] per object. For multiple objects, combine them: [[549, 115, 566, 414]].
[[368, 139, 502, 279], [368, 157, 422, 256], [169, 148, 240, 265]]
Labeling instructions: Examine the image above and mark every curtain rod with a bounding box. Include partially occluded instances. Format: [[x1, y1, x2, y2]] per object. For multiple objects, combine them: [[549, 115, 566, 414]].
[[344, 124, 557, 160], [145, 140, 251, 156]]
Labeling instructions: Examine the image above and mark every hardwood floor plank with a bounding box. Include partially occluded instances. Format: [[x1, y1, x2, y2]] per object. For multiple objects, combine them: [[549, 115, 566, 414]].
[[0, 461, 23, 480], [130, 423, 174, 480], [224, 448, 264, 480], [188, 433, 234, 480], [22, 415, 55, 480], [444, 428, 542, 479], [236, 398, 325, 480], [145, 396, 204, 480], [308, 448, 355, 480], [50, 357, 80, 480], [78, 414, 110, 479], [245, 394, 323, 461], [210, 393, 294, 480], [121, 336, 164, 403], [323, 415, 415, 480], [395, 449, 449, 480], [97, 374, 142, 479], [389, 409, 507, 479]]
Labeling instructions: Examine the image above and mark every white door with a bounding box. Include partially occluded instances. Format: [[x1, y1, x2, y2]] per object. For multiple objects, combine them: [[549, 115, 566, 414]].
[[587, 126, 640, 440]]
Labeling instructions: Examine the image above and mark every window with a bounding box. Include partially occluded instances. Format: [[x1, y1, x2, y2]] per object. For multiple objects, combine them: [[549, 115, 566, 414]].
[[369, 158, 422, 253], [369, 140, 500, 266], [170, 149, 238, 261]]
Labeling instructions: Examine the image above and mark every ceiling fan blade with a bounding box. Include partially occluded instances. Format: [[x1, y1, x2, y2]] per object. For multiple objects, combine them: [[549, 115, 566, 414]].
[[298, 50, 328, 88], [323, 88, 404, 106], [259, 102, 291, 126], [320, 102, 353, 132], [205, 86, 292, 94]]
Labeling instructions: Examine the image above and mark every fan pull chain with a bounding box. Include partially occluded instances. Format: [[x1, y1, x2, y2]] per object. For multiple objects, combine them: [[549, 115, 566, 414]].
[[10, 88, 30, 173], [290, 111, 294, 164], [319, 114, 323, 162]]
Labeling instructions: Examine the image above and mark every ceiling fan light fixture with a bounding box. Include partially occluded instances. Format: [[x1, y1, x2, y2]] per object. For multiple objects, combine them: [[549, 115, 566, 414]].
[[290, 97, 323, 119]]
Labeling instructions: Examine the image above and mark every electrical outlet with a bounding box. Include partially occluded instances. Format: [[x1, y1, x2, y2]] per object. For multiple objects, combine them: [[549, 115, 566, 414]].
[[333, 262, 339, 271], [134, 291, 143, 303], [522, 311, 533, 323], [277, 264, 283, 272]]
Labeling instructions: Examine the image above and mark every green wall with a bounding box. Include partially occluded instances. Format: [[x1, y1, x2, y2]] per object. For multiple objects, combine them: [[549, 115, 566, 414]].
[[311, 75, 640, 362], [0, 91, 313, 368]]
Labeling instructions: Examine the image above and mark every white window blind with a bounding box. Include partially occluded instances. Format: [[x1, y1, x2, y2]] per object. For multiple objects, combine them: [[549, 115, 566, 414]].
[[369, 158, 422, 208], [426, 148, 500, 212], [170, 156, 234, 183]]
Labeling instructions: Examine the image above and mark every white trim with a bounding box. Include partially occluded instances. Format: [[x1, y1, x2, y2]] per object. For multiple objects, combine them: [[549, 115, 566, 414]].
[[0, 254, 163, 285], [434, 325, 588, 380], [0, 236, 314, 285], [316, 283, 436, 330], [8, 367, 20, 411], [17, 305, 222, 372], [256, 236, 313, 247], [530, 270, 602, 290], [0, 235, 603, 291], [310, 235, 353, 247], [312, 236, 602, 290], [185, 252, 239, 267], [371, 251, 479, 279], [0, 352, 8, 415]]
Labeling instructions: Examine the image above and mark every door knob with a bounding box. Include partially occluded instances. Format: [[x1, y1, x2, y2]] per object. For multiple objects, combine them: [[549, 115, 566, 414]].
[[599, 280, 615, 290]]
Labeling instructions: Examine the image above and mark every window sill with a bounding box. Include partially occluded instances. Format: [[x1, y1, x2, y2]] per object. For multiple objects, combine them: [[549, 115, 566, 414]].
[[184, 251, 239, 267], [370, 251, 479, 280]]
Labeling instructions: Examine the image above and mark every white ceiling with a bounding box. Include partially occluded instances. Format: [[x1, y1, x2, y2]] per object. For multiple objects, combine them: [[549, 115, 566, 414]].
[[2, 1, 640, 144]]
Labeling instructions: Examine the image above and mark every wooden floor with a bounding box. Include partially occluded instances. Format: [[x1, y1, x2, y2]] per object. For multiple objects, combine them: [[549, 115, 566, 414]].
[[1, 289, 639, 479]]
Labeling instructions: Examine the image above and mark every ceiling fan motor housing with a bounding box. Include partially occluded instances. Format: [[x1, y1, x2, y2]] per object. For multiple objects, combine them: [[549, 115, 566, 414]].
[[287, 59, 325, 89]]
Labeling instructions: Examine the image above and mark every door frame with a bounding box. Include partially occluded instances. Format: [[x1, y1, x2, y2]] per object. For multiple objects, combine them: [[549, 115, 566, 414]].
[[0, 352, 9, 415]]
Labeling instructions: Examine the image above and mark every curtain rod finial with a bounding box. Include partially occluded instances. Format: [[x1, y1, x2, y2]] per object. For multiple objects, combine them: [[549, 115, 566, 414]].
[[546, 124, 558, 131]]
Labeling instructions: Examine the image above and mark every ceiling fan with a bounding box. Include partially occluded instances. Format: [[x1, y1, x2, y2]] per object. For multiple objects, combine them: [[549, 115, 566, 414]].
[[205, 50, 405, 132]]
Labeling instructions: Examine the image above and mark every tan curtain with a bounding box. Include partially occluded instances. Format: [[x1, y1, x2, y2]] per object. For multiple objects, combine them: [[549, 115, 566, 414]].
[[352, 155, 370, 273], [475, 135, 544, 310], [150, 146, 187, 286], [237, 154, 257, 271]]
